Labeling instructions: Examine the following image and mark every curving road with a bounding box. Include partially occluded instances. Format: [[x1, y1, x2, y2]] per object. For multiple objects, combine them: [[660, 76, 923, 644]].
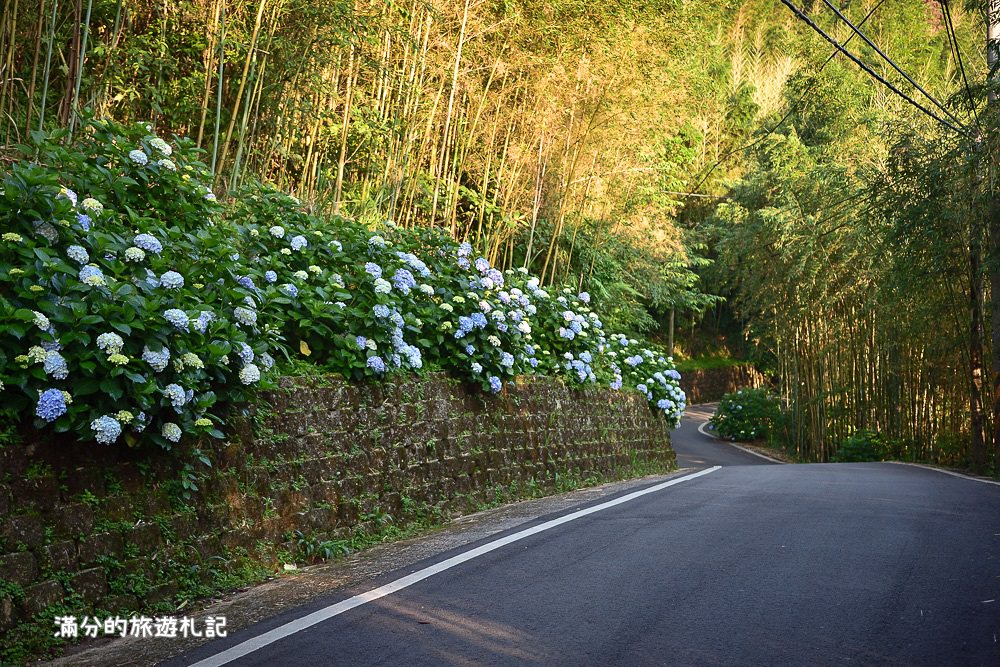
[[159, 406, 1000, 667]]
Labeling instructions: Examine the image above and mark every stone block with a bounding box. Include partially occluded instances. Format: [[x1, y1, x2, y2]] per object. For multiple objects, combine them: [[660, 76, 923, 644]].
[[0, 594, 17, 633], [42, 540, 78, 573], [62, 466, 107, 497], [130, 522, 162, 552], [0, 551, 38, 587], [20, 580, 64, 617], [69, 568, 107, 605], [0, 515, 44, 550], [78, 531, 124, 567]]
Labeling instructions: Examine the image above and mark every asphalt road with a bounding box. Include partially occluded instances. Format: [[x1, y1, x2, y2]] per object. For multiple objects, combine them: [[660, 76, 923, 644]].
[[167, 407, 1000, 667]]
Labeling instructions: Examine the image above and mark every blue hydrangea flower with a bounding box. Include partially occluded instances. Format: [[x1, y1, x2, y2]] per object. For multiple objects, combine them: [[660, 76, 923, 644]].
[[356, 336, 368, 350], [364, 262, 382, 279], [465, 344, 475, 356], [373, 304, 390, 319], [528, 358, 539, 368], [579, 291, 591, 303], [164, 309, 190, 332], [161, 422, 182, 443], [237, 342, 254, 365], [279, 283, 298, 298], [76, 213, 91, 231], [500, 352, 514, 367], [239, 364, 261, 384], [160, 270, 184, 289], [96, 332, 125, 355], [163, 383, 188, 411], [79, 265, 106, 287], [35, 389, 67, 422], [657, 399, 671, 410], [66, 245, 89, 264], [458, 257, 471, 270], [129, 149, 148, 165], [458, 242, 472, 257], [91, 415, 122, 445], [367, 356, 386, 373], [142, 346, 170, 372], [193, 310, 215, 333], [264, 270, 277, 283], [368, 235, 386, 248], [474, 257, 491, 273], [470, 312, 488, 329], [580, 351, 593, 363], [486, 268, 504, 287], [237, 275, 256, 290], [134, 233, 163, 254], [525, 345, 535, 356], [559, 328, 576, 340], [44, 351, 69, 379], [471, 362, 483, 374], [134, 412, 148, 432], [488, 376, 502, 393], [233, 306, 257, 326], [373, 278, 392, 294], [259, 352, 275, 371], [290, 235, 308, 251], [392, 268, 416, 294], [269, 225, 285, 238]]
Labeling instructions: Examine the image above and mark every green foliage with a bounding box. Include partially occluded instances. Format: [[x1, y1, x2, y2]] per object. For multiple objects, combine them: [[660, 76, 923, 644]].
[[0, 118, 271, 449], [830, 430, 891, 463], [709, 387, 780, 442]]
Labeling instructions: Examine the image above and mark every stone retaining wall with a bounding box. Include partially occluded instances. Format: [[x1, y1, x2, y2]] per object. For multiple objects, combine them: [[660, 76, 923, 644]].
[[0, 374, 674, 656]]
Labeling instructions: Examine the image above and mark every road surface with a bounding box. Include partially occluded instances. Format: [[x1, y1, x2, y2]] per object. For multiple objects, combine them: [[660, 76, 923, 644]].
[[166, 406, 1000, 667]]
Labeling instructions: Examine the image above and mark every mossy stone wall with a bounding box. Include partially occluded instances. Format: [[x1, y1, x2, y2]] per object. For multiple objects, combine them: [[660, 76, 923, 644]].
[[0, 374, 674, 656]]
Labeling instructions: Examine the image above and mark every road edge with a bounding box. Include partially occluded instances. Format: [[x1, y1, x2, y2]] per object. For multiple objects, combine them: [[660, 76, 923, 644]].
[[695, 416, 785, 464]]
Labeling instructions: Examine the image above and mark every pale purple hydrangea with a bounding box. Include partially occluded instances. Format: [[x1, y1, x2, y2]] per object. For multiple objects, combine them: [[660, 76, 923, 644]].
[[264, 270, 277, 283], [290, 235, 308, 251], [366, 356, 386, 373]]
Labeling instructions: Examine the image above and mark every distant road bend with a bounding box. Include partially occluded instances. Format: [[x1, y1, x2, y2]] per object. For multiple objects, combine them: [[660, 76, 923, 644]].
[[169, 405, 1000, 667]]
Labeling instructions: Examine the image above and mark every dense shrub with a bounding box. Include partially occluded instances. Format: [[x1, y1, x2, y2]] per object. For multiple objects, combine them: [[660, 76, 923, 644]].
[[1, 119, 688, 450], [709, 387, 780, 441], [0, 120, 270, 449]]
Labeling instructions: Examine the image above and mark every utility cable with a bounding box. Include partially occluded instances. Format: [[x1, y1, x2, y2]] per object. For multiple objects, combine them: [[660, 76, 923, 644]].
[[683, 0, 887, 199], [781, 0, 968, 137], [819, 0, 967, 129], [941, 0, 981, 132]]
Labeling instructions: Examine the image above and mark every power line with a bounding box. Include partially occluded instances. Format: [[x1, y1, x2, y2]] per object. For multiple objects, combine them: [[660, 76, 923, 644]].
[[683, 0, 887, 199], [781, 0, 969, 137], [819, 0, 967, 130], [941, 0, 982, 131]]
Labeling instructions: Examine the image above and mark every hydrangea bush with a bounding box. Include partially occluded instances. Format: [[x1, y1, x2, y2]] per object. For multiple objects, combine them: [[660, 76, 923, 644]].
[[0, 120, 271, 448], [708, 387, 781, 441], [1, 119, 687, 449]]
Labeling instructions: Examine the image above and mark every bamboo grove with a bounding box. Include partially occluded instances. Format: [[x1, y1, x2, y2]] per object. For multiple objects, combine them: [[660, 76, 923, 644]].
[[1, 0, 997, 468]]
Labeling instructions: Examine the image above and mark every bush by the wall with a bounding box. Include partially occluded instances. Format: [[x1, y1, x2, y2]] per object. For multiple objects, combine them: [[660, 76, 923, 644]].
[[1, 119, 688, 453], [709, 387, 780, 442]]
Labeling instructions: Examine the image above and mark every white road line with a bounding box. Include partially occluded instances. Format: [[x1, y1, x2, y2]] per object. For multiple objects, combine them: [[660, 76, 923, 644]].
[[696, 419, 784, 464], [888, 462, 1000, 487], [187, 466, 723, 667]]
